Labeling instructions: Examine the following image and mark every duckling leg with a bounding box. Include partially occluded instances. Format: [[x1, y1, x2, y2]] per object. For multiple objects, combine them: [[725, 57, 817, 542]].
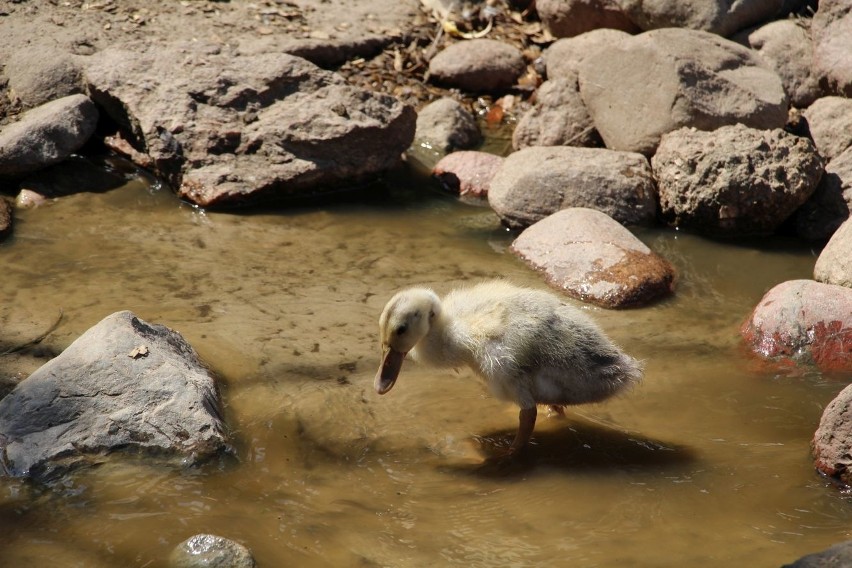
[[508, 406, 537, 455]]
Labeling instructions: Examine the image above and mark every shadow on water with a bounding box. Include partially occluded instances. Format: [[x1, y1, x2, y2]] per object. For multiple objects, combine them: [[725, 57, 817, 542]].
[[447, 417, 696, 479]]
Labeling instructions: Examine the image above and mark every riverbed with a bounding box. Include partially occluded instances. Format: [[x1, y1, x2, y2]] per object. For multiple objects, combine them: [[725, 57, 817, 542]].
[[1, 155, 849, 567]]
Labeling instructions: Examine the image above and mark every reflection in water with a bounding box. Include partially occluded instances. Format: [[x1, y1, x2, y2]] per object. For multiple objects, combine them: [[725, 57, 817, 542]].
[[0, 161, 850, 567]]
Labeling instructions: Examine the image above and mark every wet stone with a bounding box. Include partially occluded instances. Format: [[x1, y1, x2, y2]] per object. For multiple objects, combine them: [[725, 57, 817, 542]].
[[511, 207, 676, 308], [432, 150, 503, 200], [814, 384, 852, 487], [169, 534, 256, 568], [783, 540, 852, 568], [740, 279, 852, 373]]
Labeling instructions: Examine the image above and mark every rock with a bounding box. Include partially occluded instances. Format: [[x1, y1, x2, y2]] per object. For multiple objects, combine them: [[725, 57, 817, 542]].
[[783, 540, 852, 567], [738, 18, 821, 109], [0, 198, 12, 240], [415, 97, 480, 153], [432, 150, 503, 200], [17, 155, 127, 198], [740, 279, 852, 372], [0, 311, 231, 479], [15, 189, 48, 209], [0, 94, 99, 177], [511, 78, 602, 150], [536, 0, 638, 38], [795, 147, 852, 241], [84, 42, 415, 208], [578, 28, 788, 156], [812, 0, 852, 97], [169, 534, 256, 568], [511, 207, 675, 308], [544, 28, 633, 81], [803, 96, 852, 162], [614, 0, 808, 37], [814, 218, 852, 288], [5, 47, 84, 108], [488, 146, 657, 229], [653, 125, 823, 237], [427, 39, 526, 93], [815, 385, 852, 487]]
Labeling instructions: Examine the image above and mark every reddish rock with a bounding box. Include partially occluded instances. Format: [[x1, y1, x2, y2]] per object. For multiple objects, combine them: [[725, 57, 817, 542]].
[[814, 383, 852, 486], [741, 280, 852, 372], [432, 151, 503, 200], [511, 207, 675, 308]]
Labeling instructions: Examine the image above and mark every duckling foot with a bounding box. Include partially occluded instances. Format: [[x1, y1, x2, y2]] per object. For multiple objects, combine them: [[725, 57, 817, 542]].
[[509, 406, 537, 454]]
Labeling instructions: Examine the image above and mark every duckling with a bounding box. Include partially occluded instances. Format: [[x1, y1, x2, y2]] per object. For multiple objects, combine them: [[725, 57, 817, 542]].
[[375, 281, 643, 457]]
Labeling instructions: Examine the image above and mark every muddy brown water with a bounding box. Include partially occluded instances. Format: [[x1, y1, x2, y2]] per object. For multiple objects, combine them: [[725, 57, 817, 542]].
[[1, 156, 850, 567]]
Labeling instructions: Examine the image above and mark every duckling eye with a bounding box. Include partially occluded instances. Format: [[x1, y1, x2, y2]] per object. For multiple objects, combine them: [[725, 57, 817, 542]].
[[395, 324, 407, 336]]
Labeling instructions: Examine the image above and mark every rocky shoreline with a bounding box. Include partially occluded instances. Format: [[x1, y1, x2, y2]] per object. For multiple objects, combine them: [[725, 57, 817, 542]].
[[1, 0, 851, 565]]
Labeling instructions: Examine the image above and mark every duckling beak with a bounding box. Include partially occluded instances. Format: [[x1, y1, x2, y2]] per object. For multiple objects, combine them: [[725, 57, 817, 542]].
[[375, 348, 406, 394]]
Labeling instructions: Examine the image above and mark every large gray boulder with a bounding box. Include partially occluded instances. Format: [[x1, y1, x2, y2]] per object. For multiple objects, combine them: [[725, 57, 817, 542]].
[[578, 28, 788, 156], [169, 534, 256, 568], [738, 18, 821, 109], [741, 279, 852, 372], [0, 311, 230, 479], [512, 207, 675, 308], [814, 218, 852, 289], [512, 78, 601, 150], [812, 0, 852, 97], [0, 94, 99, 177], [536, 0, 638, 38], [488, 146, 657, 229], [653, 124, 823, 237], [84, 42, 415, 208], [615, 0, 807, 37]]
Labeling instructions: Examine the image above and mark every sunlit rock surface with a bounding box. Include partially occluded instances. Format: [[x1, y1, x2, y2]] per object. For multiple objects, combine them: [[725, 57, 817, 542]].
[[511, 207, 675, 308], [0, 311, 230, 479], [741, 279, 852, 372]]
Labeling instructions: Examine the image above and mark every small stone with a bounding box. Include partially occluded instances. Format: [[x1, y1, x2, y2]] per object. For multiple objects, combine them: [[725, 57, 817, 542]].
[[814, 217, 852, 288], [428, 39, 526, 93], [432, 150, 503, 200], [169, 534, 256, 568], [415, 97, 480, 153]]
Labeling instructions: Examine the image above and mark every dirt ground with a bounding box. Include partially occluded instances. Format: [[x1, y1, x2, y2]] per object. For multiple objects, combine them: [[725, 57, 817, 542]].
[[0, 0, 546, 119]]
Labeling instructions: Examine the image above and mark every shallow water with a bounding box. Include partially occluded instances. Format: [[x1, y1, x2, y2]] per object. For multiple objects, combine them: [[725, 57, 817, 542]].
[[1, 159, 850, 567]]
